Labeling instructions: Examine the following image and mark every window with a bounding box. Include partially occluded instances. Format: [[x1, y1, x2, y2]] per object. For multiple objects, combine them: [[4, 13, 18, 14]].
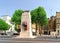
[[57, 25, 59, 28], [57, 20, 60, 23], [57, 16, 60, 18], [57, 25, 60, 28]]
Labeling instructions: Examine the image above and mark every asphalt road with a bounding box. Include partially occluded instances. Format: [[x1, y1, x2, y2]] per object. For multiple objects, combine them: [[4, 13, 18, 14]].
[[0, 36, 60, 43]]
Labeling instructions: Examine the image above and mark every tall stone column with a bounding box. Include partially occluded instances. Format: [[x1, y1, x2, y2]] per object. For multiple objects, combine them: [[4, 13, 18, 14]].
[[20, 10, 33, 38]]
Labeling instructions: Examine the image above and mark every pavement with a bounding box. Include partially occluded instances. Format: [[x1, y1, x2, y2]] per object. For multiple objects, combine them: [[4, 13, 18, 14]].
[[0, 35, 60, 43], [0, 37, 60, 43]]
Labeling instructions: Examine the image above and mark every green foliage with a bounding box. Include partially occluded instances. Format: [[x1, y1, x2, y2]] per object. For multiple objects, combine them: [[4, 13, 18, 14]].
[[11, 9, 23, 32], [31, 6, 48, 35], [11, 9, 23, 24], [0, 19, 10, 30], [37, 6, 48, 26], [31, 6, 48, 26], [31, 9, 37, 23]]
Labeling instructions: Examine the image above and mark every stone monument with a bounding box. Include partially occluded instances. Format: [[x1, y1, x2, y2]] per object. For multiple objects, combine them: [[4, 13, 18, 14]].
[[20, 10, 33, 38]]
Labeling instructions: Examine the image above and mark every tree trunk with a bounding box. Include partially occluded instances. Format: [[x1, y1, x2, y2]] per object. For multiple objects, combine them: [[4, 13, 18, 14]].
[[36, 23, 38, 33], [41, 26, 43, 35], [16, 24, 18, 29], [5, 31, 6, 35], [39, 25, 41, 36]]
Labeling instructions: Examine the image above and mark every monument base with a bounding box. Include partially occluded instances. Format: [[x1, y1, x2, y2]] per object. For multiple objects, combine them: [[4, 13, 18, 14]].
[[16, 35, 37, 38], [15, 31, 37, 38]]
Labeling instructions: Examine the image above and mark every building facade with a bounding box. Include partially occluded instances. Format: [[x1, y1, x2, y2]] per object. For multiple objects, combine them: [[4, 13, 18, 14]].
[[41, 16, 56, 35], [48, 16, 56, 34], [44, 12, 60, 35], [56, 12, 60, 35]]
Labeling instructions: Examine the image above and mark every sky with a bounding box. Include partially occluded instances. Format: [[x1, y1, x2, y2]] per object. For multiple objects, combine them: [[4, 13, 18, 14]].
[[0, 0, 60, 18]]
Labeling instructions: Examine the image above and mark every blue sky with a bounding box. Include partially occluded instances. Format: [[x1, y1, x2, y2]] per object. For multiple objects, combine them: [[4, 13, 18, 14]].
[[0, 0, 60, 18]]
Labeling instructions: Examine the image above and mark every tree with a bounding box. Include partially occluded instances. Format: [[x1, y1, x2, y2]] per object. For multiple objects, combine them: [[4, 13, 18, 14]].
[[11, 9, 23, 32], [37, 6, 48, 35], [31, 6, 48, 35], [0, 19, 10, 31], [31, 9, 38, 33]]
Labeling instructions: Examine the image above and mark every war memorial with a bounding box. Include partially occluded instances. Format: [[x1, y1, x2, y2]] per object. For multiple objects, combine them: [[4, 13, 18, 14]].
[[17, 10, 36, 38]]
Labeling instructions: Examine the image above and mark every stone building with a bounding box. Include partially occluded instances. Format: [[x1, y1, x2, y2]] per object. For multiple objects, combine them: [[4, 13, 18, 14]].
[[44, 16, 56, 35], [48, 16, 56, 33], [56, 12, 60, 35], [44, 12, 60, 35]]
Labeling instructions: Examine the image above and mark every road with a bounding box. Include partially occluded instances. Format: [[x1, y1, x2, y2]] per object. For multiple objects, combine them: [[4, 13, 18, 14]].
[[0, 36, 60, 43]]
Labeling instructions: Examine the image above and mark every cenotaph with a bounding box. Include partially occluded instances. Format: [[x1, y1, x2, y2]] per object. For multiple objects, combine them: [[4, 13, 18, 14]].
[[20, 10, 33, 38], [16, 10, 36, 38]]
